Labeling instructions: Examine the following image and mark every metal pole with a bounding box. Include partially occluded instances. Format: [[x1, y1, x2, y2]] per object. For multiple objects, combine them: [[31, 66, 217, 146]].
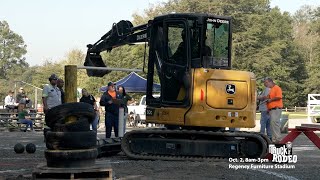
[[118, 107, 124, 137], [16, 80, 42, 90], [77, 66, 142, 72]]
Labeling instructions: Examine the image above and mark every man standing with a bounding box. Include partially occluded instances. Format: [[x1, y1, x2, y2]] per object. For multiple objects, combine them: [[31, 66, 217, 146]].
[[264, 77, 283, 144], [42, 74, 62, 114], [100, 82, 119, 138], [117, 86, 132, 134], [57, 79, 65, 104], [257, 80, 271, 140]]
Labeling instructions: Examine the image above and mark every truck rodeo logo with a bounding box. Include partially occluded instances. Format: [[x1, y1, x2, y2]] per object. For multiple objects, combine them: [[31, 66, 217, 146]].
[[269, 142, 297, 163]]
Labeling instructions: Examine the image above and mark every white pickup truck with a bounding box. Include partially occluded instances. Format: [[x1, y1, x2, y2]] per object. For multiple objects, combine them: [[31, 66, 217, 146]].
[[127, 95, 160, 125]]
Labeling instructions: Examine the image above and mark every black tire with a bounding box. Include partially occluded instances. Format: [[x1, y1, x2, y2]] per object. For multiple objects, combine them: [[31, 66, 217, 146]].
[[43, 127, 51, 142], [43, 127, 51, 135], [45, 102, 95, 128], [52, 117, 90, 132], [45, 148, 98, 168], [46, 131, 97, 150]]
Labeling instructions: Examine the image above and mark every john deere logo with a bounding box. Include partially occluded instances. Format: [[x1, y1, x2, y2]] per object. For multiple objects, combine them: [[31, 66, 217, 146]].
[[226, 84, 236, 94]]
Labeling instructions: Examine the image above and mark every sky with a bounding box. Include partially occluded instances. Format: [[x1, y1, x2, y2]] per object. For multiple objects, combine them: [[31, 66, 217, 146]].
[[1, 0, 320, 66]]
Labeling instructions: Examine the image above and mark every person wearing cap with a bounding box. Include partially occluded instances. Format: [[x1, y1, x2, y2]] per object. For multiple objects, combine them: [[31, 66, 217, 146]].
[[4, 90, 18, 110], [264, 77, 283, 144], [16, 87, 31, 107], [100, 82, 120, 138], [42, 74, 62, 113], [257, 78, 271, 140], [16, 87, 27, 104]]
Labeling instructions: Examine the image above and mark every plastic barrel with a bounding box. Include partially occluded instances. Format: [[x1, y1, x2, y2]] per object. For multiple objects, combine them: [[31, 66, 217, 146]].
[[280, 114, 289, 133]]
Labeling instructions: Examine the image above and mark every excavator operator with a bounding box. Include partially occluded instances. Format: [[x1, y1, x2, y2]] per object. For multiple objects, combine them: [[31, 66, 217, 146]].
[[171, 29, 201, 65]]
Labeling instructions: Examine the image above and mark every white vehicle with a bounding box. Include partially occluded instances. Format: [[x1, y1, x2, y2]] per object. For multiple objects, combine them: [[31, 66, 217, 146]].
[[127, 94, 160, 125]]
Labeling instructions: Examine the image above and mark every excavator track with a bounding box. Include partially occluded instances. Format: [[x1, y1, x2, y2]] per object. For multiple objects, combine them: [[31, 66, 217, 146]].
[[121, 128, 271, 161]]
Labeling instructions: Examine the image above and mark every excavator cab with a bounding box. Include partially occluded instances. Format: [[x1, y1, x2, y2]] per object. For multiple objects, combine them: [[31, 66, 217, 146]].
[[146, 14, 231, 107], [145, 14, 238, 127]]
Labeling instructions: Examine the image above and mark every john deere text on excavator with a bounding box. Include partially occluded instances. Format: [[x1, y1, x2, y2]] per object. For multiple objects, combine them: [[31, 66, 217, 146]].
[[84, 13, 271, 160]]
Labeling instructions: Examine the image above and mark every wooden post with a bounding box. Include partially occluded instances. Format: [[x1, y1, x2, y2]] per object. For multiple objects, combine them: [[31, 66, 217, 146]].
[[65, 65, 78, 123]]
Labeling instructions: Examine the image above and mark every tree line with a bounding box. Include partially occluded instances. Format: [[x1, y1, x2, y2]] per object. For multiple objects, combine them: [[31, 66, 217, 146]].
[[1, 0, 320, 108]]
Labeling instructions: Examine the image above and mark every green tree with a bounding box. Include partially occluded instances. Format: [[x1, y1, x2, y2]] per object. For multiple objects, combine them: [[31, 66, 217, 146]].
[[0, 21, 28, 79], [0, 20, 28, 102], [303, 7, 320, 94]]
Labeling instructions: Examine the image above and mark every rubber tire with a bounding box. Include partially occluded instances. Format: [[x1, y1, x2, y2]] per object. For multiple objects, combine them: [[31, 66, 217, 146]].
[[45, 102, 95, 128], [43, 127, 51, 142], [45, 148, 98, 168], [52, 117, 90, 132], [46, 131, 97, 150]]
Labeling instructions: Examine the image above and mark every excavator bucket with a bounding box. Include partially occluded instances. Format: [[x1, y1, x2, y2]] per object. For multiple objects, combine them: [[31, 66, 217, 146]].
[[84, 52, 111, 77]]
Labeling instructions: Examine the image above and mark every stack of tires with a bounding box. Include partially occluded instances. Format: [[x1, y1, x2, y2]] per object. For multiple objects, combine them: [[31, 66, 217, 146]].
[[44, 102, 98, 168]]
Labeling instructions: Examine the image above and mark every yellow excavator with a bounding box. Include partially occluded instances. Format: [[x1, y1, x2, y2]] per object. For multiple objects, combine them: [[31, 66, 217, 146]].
[[85, 13, 271, 160]]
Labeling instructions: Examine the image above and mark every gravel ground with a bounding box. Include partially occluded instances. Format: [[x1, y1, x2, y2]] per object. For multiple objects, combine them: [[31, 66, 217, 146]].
[[0, 129, 319, 180]]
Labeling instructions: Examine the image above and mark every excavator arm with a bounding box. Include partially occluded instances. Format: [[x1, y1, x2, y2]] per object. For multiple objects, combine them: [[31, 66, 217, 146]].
[[84, 20, 149, 77]]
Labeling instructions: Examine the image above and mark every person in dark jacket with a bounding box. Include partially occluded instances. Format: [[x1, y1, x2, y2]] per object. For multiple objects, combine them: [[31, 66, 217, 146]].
[[57, 79, 65, 104], [80, 88, 99, 132], [100, 82, 119, 138], [16, 87, 27, 104]]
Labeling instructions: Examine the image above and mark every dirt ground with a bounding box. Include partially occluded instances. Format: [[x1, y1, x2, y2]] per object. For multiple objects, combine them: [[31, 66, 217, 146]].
[[0, 123, 319, 180]]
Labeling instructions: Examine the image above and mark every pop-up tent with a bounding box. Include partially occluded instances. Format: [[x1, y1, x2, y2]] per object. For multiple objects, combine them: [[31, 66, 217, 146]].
[[100, 72, 160, 93]]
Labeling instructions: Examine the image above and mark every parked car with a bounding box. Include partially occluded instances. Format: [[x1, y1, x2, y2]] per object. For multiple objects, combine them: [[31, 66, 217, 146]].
[[127, 94, 160, 126]]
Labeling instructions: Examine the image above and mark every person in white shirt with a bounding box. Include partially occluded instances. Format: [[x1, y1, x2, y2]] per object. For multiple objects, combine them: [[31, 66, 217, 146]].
[[257, 79, 272, 140], [4, 90, 18, 110], [42, 74, 62, 114]]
